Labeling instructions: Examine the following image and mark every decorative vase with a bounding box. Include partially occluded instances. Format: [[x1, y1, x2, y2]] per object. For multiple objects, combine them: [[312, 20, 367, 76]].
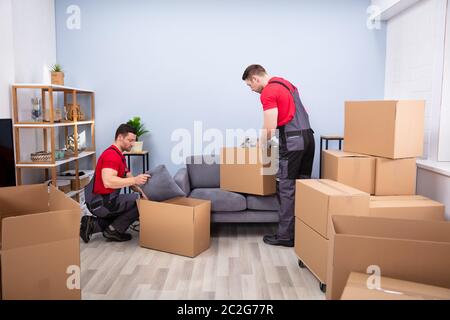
[[132, 141, 144, 153], [31, 98, 42, 122], [51, 72, 64, 85]]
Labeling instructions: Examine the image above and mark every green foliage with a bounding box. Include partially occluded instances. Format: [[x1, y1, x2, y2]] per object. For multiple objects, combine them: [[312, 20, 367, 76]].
[[127, 116, 149, 140], [50, 64, 63, 72]]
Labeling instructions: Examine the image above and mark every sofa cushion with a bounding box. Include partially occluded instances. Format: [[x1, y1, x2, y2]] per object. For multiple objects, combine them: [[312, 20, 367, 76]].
[[190, 188, 246, 212], [246, 194, 280, 211], [186, 155, 220, 189], [173, 168, 190, 196], [142, 165, 186, 201]]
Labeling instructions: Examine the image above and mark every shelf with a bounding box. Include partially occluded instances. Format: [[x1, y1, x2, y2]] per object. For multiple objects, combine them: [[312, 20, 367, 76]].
[[66, 189, 84, 198], [14, 120, 95, 128], [12, 83, 94, 93], [16, 151, 96, 168], [15, 120, 95, 128], [12, 82, 96, 187]]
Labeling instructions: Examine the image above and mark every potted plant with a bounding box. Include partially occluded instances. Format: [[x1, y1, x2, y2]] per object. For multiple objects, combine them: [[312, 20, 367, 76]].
[[50, 64, 64, 85], [127, 116, 149, 152]]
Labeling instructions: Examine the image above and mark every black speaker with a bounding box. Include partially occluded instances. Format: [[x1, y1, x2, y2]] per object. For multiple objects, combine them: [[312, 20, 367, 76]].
[[0, 119, 16, 187]]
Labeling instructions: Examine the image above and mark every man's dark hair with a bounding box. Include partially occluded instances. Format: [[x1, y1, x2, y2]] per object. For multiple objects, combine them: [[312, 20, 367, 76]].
[[115, 123, 137, 140], [242, 64, 267, 81]]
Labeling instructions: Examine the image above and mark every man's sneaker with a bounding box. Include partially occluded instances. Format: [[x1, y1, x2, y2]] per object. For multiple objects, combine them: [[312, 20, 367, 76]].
[[102, 227, 132, 242], [80, 215, 96, 243], [263, 234, 294, 247]]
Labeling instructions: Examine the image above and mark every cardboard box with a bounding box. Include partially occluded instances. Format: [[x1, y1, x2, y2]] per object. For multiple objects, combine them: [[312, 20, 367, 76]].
[[374, 157, 417, 196], [370, 195, 445, 221], [295, 179, 370, 239], [322, 150, 376, 194], [295, 218, 328, 283], [220, 147, 276, 196], [326, 215, 450, 300], [0, 184, 81, 300], [138, 197, 211, 258], [344, 100, 425, 159], [341, 272, 450, 300]]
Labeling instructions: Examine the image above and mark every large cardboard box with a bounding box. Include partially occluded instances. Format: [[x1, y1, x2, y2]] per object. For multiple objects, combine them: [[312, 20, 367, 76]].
[[0, 184, 81, 300], [322, 150, 376, 194], [370, 195, 445, 221], [295, 179, 370, 239], [341, 272, 450, 300], [374, 157, 417, 195], [295, 218, 328, 283], [326, 215, 450, 300], [220, 147, 276, 196], [138, 197, 211, 258], [344, 100, 425, 159]]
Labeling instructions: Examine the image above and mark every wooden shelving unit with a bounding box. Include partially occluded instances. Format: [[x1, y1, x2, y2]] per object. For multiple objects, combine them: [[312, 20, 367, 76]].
[[11, 84, 96, 201]]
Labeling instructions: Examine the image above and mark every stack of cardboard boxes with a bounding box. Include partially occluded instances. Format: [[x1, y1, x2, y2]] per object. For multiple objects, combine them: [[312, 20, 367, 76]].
[[295, 100, 449, 299], [323, 100, 445, 221], [294, 179, 369, 290]]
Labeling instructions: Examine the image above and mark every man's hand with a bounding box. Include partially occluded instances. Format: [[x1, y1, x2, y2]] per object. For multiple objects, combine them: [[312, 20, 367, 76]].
[[134, 174, 151, 186]]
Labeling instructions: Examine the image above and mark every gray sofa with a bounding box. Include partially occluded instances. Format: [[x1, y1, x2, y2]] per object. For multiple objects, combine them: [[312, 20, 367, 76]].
[[174, 155, 280, 223]]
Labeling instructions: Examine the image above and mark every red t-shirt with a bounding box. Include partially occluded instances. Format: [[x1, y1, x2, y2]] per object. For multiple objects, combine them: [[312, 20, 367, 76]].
[[93, 145, 129, 194], [260, 77, 296, 127]]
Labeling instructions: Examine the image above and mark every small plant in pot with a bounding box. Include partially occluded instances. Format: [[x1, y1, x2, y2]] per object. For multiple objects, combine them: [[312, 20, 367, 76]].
[[127, 116, 149, 152], [50, 64, 65, 85]]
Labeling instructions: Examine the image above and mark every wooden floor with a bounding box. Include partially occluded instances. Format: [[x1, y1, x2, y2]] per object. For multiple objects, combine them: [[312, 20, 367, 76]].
[[80, 223, 325, 300]]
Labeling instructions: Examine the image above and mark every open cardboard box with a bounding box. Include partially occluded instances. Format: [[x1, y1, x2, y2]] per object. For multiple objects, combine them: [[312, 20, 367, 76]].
[[220, 147, 276, 196], [0, 184, 81, 300], [326, 215, 450, 300], [138, 197, 211, 258]]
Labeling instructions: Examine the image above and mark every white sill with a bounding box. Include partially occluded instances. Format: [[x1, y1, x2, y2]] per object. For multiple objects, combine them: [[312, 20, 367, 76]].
[[416, 159, 450, 178]]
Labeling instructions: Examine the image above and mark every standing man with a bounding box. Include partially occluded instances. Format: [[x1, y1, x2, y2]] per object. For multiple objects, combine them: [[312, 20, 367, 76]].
[[81, 124, 150, 243], [242, 65, 315, 247]]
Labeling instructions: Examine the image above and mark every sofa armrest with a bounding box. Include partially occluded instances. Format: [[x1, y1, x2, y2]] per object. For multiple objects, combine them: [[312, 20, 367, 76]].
[[174, 168, 191, 195]]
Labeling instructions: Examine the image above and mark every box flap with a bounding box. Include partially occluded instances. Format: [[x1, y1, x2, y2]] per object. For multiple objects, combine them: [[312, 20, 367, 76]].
[[2, 210, 80, 251], [0, 184, 49, 217], [164, 197, 211, 208], [332, 215, 450, 243], [49, 185, 81, 211]]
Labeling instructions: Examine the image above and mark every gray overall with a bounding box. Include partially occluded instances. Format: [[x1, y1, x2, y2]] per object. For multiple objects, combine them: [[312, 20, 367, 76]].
[[84, 147, 139, 234], [271, 80, 315, 240]]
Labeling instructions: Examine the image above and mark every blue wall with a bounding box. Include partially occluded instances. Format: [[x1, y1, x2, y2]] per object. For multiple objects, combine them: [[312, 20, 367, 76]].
[[55, 0, 386, 177]]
